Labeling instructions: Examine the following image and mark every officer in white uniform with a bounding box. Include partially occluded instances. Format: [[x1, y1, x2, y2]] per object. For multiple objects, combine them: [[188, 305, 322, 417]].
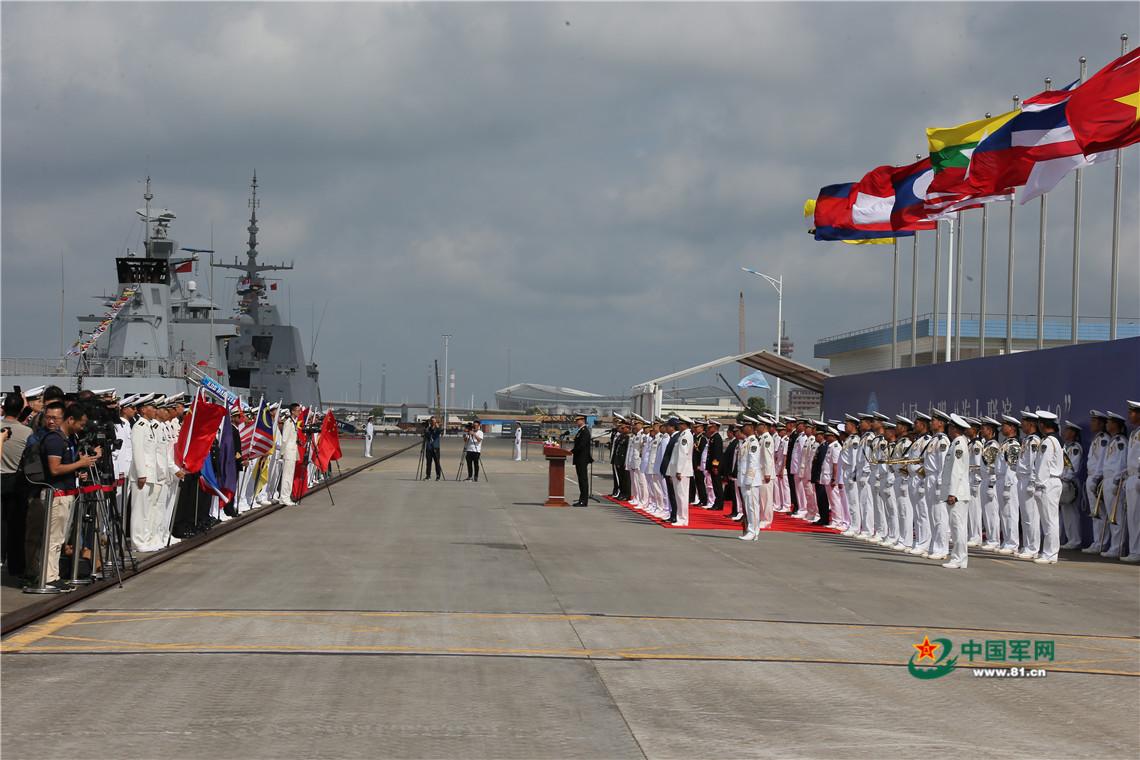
[[1015, 410, 1042, 560], [626, 416, 646, 508], [978, 417, 1002, 551], [129, 396, 163, 552], [941, 414, 972, 569], [364, 416, 375, 458], [1082, 411, 1111, 554], [874, 419, 898, 545], [113, 395, 137, 526], [822, 426, 844, 530], [855, 415, 876, 538], [966, 419, 984, 547], [513, 423, 523, 461], [1122, 400, 1140, 563], [1058, 420, 1084, 550], [279, 405, 300, 506], [737, 417, 760, 540], [791, 420, 809, 520], [651, 420, 672, 519], [839, 416, 861, 536], [756, 417, 777, 530], [1032, 410, 1064, 564], [667, 416, 694, 527]]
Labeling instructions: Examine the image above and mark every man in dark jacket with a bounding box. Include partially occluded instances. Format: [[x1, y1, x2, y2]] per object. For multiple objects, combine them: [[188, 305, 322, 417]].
[[570, 415, 593, 506], [722, 424, 740, 516], [810, 426, 832, 527], [705, 420, 725, 510], [659, 419, 680, 522], [612, 422, 631, 501]]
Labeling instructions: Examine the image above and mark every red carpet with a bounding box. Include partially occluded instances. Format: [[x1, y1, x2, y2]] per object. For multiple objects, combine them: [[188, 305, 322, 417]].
[[602, 495, 841, 535]]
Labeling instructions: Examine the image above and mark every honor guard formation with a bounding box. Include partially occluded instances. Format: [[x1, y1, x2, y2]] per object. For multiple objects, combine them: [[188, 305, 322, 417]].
[[1, 385, 339, 592], [604, 401, 1140, 569]]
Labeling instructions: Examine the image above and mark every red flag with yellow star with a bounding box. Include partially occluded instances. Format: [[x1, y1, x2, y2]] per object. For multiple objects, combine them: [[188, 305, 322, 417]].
[[1067, 49, 1140, 154]]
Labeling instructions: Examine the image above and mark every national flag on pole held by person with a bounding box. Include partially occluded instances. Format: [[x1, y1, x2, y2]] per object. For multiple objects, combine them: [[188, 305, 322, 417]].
[[1065, 49, 1140, 154], [174, 387, 228, 474], [314, 410, 343, 471], [924, 110, 1020, 215], [737, 371, 770, 390], [246, 398, 276, 459], [199, 414, 238, 505]]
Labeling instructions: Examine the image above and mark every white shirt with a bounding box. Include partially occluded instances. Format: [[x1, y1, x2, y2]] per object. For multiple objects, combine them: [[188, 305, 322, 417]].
[[668, 429, 694, 477], [113, 417, 133, 479], [757, 431, 775, 481], [129, 419, 158, 482], [939, 434, 971, 503], [464, 429, 484, 453], [365, 421, 375, 438]]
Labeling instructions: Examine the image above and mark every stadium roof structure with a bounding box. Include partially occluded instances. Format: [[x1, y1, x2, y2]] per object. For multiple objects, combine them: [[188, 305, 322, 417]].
[[633, 350, 828, 394], [495, 383, 605, 402]]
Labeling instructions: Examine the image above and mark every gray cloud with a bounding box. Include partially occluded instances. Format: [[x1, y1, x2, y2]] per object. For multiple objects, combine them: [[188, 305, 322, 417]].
[[3, 2, 1137, 406]]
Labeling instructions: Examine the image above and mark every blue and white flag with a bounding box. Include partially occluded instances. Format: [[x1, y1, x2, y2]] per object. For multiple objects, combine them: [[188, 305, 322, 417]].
[[737, 371, 770, 390]]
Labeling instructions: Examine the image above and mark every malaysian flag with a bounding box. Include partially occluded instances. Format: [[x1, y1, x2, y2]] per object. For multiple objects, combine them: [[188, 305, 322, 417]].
[[246, 398, 276, 459]]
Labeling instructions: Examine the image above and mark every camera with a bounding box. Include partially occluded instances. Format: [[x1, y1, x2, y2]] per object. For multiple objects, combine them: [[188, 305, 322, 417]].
[[302, 423, 323, 435]]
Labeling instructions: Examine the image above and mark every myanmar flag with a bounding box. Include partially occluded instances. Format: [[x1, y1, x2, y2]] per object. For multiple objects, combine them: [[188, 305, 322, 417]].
[[925, 110, 1019, 214], [1067, 49, 1140, 154]]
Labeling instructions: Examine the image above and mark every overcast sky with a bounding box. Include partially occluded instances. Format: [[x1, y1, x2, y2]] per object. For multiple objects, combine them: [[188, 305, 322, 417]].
[[3, 2, 1137, 407]]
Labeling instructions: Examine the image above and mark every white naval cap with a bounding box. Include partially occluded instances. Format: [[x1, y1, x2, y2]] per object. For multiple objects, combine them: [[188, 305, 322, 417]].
[[741, 415, 759, 425], [1106, 411, 1126, 422], [135, 394, 157, 407], [120, 394, 139, 406], [896, 415, 913, 426], [631, 413, 648, 423], [932, 409, 951, 422], [1063, 420, 1081, 432], [844, 414, 859, 423], [857, 413, 874, 420], [678, 414, 694, 424], [914, 411, 932, 422], [1020, 409, 1038, 420], [1127, 400, 1140, 411], [24, 385, 46, 399], [826, 426, 840, 436], [873, 412, 889, 421], [1001, 414, 1020, 425], [1034, 410, 1058, 423], [91, 388, 116, 397], [1089, 409, 1107, 419], [980, 416, 1000, 427], [948, 413, 969, 429]]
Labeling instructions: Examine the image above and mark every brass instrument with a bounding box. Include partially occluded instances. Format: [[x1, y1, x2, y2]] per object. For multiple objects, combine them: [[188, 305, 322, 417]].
[[1090, 480, 1104, 519], [981, 446, 999, 467], [1108, 479, 1123, 526], [1003, 440, 1022, 466]]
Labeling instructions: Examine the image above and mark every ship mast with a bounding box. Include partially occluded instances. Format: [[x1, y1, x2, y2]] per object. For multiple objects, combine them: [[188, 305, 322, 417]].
[[212, 172, 293, 322]]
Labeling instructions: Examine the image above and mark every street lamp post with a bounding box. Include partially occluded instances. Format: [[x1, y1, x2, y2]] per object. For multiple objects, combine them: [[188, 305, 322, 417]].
[[741, 267, 783, 419]]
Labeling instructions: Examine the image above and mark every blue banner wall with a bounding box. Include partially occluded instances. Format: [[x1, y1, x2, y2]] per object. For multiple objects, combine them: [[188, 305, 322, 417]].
[[824, 337, 1139, 431]]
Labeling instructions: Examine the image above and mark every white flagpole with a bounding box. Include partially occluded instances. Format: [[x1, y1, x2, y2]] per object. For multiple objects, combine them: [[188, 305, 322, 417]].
[[979, 203, 990, 357], [911, 230, 919, 367], [1006, 94, 1020, 355], [1037, 77, 1053, 351], [891, 239, 899, 369], [954, 210, 965, 360], [932, 221, 942, 363], [1071, 57, 1087, 344], [1110, 34, 1129, 340], [945, 216, 955, 363]]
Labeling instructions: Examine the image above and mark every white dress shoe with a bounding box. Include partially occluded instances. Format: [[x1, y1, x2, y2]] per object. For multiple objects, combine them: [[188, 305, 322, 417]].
[[941, 561, 963, 569], [1101, 551, 1121, 559], [982, 543, 1000, 551], [966, 540, 980, 548], [1120, 554, 1140, 564], [1081, 546, 1102, 554], [1033, 556, 1057, 564], [905, 547, 924, 555], [1015, 551, 1037, 560], [996, 547, 1015, 555], [928, 553, 948, 561]]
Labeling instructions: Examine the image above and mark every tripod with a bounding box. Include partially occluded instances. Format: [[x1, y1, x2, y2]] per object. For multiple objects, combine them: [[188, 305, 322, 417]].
[[415, 433, 427, 480], [454, 447, 489, 482], [67, 465, 131, 588]]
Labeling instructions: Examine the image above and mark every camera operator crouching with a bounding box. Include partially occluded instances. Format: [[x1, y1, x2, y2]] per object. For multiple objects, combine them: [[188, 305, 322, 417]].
[[463, 421, 484, 482]]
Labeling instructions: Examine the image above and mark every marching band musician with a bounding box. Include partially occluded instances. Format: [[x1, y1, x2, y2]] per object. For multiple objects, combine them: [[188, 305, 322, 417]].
[[839, 416, 861, 536], [1015, 410, 1042, 560], [1096, 412, 1128, 559], [978, 417, 1002, 551], [924, 410, 951, 561], [1082, 411, 1112, 555], [1123, 401, 1140, 564], [966, 418, 984, 547], [906, 413, 933, 555], [891, 416, 914, 551], [1059, 421, 1085, 550], [996, 415, 1022, 555], [1032, 411, 1064, 564]]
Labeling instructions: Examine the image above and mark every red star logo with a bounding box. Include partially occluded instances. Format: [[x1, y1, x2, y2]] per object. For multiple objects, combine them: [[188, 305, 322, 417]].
[[913, 636, 940, 663]]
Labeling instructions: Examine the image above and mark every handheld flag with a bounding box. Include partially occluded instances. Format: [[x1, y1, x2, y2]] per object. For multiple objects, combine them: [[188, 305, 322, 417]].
[[174, 387, 227, 474], [314, 410, 343, 471]]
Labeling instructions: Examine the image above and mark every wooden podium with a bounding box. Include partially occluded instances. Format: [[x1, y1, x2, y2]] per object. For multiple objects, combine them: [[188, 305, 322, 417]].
[[543, 446, 571, 507]]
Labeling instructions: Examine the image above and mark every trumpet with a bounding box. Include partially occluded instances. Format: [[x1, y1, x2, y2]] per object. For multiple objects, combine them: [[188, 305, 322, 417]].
[[1108, 480, 1123, 526], [870, 456, 923, 466], [981, 446, 999, 466], [1090, 480, 1103, 519]]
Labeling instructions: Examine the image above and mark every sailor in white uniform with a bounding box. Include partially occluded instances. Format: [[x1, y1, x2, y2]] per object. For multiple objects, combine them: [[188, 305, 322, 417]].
[[513, 423, 523, 461], [906, 413, 933, 554], [279, 405, 300, 506], [1097, 412, 1129, 559], [737, 417, 760, 540], [626, 416, 646, 508], [364, 416, 375, 458], [1032, 410, 1064, 564], [1122, 401, 1140, 564], [1058, 420, 1085, 550], [128, 396, 164, 552], [995, 416, 1022, 555], [924, 410, 951, 560], [1015, 410, 1042, 560], [978, 417, 1002, 551], [1082, 410, 1111, 554], [756, 417, 776, 530]]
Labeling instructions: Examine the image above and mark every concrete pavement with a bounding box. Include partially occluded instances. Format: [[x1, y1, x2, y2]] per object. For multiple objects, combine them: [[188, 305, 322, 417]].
[[3, 438, 1138, 759]]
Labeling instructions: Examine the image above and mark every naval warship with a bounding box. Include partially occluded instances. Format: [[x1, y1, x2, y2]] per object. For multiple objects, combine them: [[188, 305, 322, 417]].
[[1, 176, 322, 408]]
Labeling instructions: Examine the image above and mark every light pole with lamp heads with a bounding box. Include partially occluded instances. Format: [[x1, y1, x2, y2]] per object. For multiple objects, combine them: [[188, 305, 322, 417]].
[[741, 267, 783, 418]]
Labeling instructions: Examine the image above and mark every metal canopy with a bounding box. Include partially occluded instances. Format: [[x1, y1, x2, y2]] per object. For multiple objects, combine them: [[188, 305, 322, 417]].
[[633, 350, 827, 394]]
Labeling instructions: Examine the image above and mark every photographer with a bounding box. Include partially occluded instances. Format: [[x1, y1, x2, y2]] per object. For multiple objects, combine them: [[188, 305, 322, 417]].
[[463, 421, 484, 482], [422, 417, 442, 481], [37, 403, 101, 588], [2, 392, 32, 576]]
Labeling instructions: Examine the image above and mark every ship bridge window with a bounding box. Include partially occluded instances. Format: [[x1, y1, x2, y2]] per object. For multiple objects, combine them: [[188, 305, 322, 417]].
[[151, 287, 163, 305], [252, 335, 273, 360]]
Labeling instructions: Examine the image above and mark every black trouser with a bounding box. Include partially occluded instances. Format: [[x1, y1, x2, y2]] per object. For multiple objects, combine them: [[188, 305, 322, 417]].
[[425, 447, 442, 479], [814, 482, 831, 525], [1, 473, 28, 575], [724, 477, 737, 514], [616, 466, 630, 501], [610, 459, 620, 495], [465, 451, 481, 480], [788, 469, 800, 513], [575, 461, 589, 504], [693, 470, 707, 505], [666, 474, 678, 521], [710, 469, 724, 510]]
